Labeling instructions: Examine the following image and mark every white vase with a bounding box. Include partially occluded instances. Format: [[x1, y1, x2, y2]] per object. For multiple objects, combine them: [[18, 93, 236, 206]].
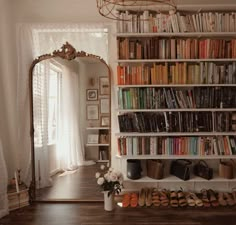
[[103, 191, 114, 211]]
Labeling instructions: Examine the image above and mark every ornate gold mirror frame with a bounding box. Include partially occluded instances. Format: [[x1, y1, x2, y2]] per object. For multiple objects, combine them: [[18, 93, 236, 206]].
[[29, 42, 111, 201]]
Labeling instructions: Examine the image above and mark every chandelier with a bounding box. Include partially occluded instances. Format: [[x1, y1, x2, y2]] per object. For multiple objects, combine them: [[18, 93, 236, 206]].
[[96, 0, 177, 21]]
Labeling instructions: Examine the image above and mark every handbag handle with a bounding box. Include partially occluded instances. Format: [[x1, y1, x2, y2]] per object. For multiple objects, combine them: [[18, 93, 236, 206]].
[[197, 160, 209, 168], [175, 159, 192, 165]]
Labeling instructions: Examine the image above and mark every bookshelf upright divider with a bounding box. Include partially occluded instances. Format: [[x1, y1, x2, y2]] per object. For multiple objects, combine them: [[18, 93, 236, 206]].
[[115, 7, 236, 188]]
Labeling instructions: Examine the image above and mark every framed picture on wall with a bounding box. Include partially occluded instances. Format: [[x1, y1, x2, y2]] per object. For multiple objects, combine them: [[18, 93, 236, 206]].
[[86, 105, 99, 120], [99, 77, 109, 95], [100, 98, 109, 114], [101, 116, 110, 127], [87, 89, 98, 101]]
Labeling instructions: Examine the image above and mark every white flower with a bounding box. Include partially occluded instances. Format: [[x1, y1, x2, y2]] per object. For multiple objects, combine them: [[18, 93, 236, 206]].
[[109, 171, 118, 182], [100, 164, 105, 170], [109, 167, 113, 172], [104, 172, 111, 182], [95, 172, 100, 178], [97, 177, 105, 185]]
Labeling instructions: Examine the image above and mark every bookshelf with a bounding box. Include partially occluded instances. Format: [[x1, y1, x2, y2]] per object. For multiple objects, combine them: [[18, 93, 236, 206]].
[[115, 7, 236, 189], [86, 127, 110, 162]]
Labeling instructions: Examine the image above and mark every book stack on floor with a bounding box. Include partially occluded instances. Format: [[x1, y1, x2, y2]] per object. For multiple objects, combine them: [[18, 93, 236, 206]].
[[7, 182, 29, 211]]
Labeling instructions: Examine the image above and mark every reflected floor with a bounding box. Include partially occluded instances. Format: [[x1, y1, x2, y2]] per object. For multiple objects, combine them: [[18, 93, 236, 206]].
[[36, 163, 103, 201]]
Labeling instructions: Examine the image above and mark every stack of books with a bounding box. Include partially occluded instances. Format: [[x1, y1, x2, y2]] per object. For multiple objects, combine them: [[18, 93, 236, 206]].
[[7, 183, 29, 211]]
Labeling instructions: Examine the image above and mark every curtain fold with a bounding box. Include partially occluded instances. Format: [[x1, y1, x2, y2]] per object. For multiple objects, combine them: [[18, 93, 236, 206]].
[[0, 138, 9, 218]]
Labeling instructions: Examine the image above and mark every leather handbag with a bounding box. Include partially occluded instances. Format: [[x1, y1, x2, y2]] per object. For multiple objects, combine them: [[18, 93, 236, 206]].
[[146, 159, 164, 179], [219, 159, 235, 179], [193, 160, 213, 180], [170, 159, 192, 181], [127, 159, 142, 180]]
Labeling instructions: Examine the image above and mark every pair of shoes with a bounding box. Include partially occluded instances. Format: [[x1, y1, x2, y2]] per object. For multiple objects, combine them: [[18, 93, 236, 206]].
[[138, 188, 152, 207], [223, 192, 235, 206], [152, 189, 161, 206], [208, 189, 219, 207], [200, 189, 211, 207], [177, 190, 187, 207], [186, 192, 203, 207], [159, 189, 169, 206], [170, 191, 178, 207]]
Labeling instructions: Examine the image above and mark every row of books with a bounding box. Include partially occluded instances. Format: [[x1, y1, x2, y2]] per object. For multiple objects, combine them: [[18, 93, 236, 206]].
[[117, 62, 236, 85], [117, 10, 236, 33], [118, 38, 236, 60], [117, 136, 236, 156], [118, 112, 236, 133], [118, 87, 236, 110]]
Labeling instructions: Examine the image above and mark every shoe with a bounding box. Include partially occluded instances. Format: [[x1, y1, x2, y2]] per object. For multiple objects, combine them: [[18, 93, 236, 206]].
[[138, 188, 146, 207], [122, 193, 131, 207], [145, 188, 152, 207], [130, 193, 138, 207]]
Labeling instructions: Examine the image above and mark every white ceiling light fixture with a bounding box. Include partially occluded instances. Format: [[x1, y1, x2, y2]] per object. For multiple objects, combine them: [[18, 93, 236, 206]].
[[96, 0, 177, 21]]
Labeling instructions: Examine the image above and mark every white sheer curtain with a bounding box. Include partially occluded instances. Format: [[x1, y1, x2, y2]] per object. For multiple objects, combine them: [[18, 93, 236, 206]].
[[0, 138, 8, 218], [16, 23, 109, 188], [57, 64, 85, 170]]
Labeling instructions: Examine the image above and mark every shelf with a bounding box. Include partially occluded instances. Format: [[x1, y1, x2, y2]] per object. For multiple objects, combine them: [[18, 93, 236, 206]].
[[97, 160, 109, 163], [116, 32, 236, 38], [117, 108, 236, 113], [86, 143, 110, 147], [86, 127, 110, 130], [115, 132, 236, 137], [116, 155, 236, 160], [117, 84, 236, 88], [124, 175, 236, 183], [117, 58, 236, 63]]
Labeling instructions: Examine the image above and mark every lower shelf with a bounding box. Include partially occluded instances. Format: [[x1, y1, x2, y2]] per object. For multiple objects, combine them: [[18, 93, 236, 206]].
[[124, 175, 236, 183]]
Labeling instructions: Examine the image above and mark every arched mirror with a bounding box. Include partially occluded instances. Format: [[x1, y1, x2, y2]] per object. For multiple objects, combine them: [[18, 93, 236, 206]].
[[29, 43, 111, 202]]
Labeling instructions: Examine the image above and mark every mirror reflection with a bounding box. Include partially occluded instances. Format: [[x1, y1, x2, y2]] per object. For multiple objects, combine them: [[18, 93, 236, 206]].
[[30, 43, 111, 201]]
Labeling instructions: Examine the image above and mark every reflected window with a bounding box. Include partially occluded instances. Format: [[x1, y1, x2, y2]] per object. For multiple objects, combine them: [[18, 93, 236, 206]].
[[33, 61, 61, 147]]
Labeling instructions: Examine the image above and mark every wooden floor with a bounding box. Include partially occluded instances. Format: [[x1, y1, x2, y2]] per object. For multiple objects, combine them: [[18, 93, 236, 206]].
[[1, 202, 236, 225], [36, 164, 103, 201]]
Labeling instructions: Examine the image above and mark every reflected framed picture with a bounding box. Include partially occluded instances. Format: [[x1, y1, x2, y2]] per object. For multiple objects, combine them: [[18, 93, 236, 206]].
[[87, 89, 98, 101], [99, 77, 109, 95], [86, 105, 99, 120], [100, 98, 109, 114], [87, 134, 99, 144], [101, 116, 110, 127]]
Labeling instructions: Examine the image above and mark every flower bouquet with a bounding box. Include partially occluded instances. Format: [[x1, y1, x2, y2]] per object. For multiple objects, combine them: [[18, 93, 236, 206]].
[[95, 164, 123, 197]]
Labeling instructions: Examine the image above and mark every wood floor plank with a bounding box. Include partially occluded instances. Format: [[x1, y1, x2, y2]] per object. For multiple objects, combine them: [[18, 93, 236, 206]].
[[1, 203, 236, 225]]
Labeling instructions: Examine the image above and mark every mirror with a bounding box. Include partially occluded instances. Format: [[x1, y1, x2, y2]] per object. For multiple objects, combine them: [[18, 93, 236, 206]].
[[29, 43, 111, 202]]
